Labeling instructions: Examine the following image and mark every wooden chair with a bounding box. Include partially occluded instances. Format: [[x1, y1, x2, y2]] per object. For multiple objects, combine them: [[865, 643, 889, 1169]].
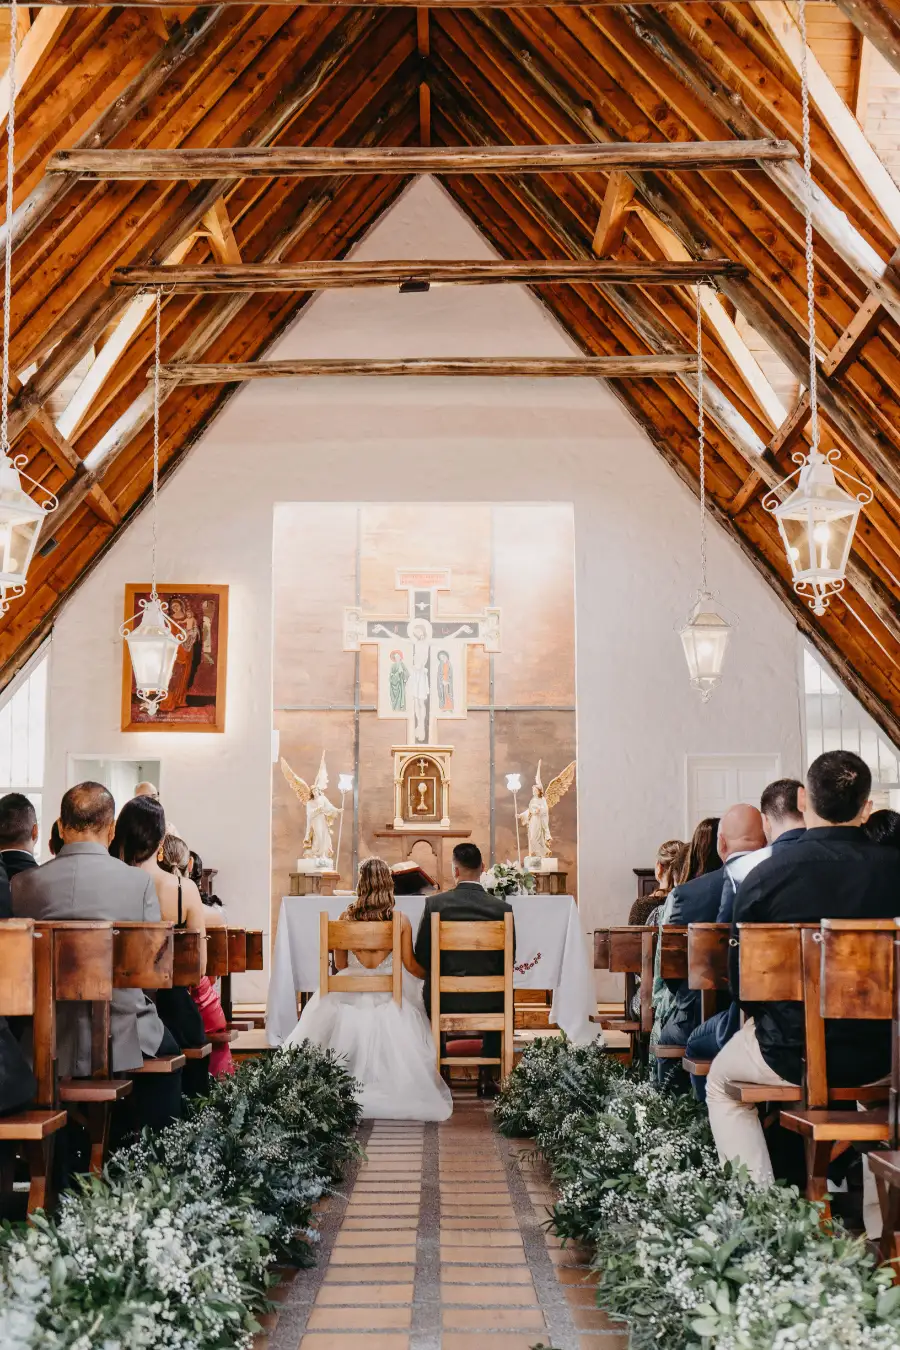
[[319, 911, 402, 1002], [778, 920, 892, 1219], [33, 921, 132, 1177], [651, 926, 689, 1062], [430, 912, 514, 1079], [683, 922, 731, 1078], [0, 920, 66, 1215]]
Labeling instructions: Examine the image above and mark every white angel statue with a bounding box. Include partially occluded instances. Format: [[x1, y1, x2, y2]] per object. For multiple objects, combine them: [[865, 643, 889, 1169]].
[[280, 752, 342, 862], [519, 759, 576, 860]]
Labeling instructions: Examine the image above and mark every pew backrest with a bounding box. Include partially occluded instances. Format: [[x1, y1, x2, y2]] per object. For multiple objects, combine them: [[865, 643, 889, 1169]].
[[736, 923, 806, 1002], [113, 922, 174, 989], [819, 919, 896, 1020], [659, 926, 688, 980], [246, 930, 265, 971], [206, 927, 229, 978], [173, 929, 204, 986], [0, 918, 36, 1016], [227, 928, 247, 973], [688, 923, 731, 991]]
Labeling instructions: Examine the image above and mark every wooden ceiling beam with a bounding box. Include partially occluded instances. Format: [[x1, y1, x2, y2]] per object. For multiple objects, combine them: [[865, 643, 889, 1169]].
[[592, 171, 635, 257], [767, 390, 812, 457], [833, 0, 900, 81], [822, 292, 885, 379], [199, 201, 242, 265], [48, 139, 799, 179], [155, 355, 699, 383], [0, 6, 74, 125], [112, 258, 747, 291]]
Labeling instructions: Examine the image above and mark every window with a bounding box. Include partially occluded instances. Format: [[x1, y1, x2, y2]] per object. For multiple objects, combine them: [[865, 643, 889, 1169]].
[[803, 644, 900, 808], [0, 642, 49, 845]]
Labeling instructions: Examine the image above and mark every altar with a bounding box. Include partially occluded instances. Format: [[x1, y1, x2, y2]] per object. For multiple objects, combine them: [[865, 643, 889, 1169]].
[[265, 892, 598, 1047]]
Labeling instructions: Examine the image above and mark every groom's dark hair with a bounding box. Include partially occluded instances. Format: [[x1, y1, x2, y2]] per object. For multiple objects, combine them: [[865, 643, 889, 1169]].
[[453, 843, 483, 872]]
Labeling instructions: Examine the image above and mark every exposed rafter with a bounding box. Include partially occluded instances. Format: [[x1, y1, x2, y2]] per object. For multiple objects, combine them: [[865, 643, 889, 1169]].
[[156, 355, 701, 382]]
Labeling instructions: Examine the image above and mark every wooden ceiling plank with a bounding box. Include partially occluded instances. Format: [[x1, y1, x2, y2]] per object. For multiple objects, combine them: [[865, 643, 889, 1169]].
[[156, 355, 698, 382], [592, 171, 635, 257], [833, 0, 900, 81], [750, 0, 900, 238], [47, 139, 800, 179], [0, 6, 74, 125]]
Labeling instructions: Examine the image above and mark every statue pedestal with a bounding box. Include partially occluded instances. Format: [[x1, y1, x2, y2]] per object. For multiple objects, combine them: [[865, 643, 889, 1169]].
[[531, 871, 569, 896], [374, 827, 471, 891], [289, 870, 340, 897]]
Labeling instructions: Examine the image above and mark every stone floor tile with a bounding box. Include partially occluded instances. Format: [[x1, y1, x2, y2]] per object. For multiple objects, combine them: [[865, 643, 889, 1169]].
[[439, 1264, 534, 1284], [334, 1231, 419, 1247], [306, 1306, 412, 1330], [439, 1282, 538, 1306], [440, 1230, 524, 1246], [314, 1284, 414, 1306], [323, 1264, 417, 1282], [299, 1334, 409, 1349], [441, 1334, 543, 1349], [329, 1246, 417, 1265], [442, 1307, 547, 1330]]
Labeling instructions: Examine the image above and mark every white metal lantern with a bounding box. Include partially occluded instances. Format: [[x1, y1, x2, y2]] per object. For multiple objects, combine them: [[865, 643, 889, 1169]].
[[121, 593, 186, 717], [764, 447, 872, 617], [679, 593, 733, 703], [0, 452, 56, 610]]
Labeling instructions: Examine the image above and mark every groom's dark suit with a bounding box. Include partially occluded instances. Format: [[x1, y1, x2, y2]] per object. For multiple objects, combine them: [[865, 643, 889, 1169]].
[[414, 881, 515, 1058]]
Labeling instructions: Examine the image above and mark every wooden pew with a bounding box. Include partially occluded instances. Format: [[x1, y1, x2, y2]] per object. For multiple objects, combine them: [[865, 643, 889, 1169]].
[[33, 921, 132, 1176], [594, 926, 656, 1054], [683, 923, 731, 1078], [0, 920, 66, 1214], [778, 920, 892, 1218], [171, 929, 213, 1064], [113, 922, 186, 1079], [652, 927, 689, 1061], [867, 920, 900, 1261]]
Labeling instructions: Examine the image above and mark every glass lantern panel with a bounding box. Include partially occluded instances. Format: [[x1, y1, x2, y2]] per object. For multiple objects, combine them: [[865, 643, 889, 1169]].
[[128, 631, 181, 693], [0, 517, 42, 585], [680, 618, 731, 685]]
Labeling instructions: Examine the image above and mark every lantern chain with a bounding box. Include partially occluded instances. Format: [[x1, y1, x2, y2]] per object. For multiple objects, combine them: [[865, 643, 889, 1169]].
[[151, 288, 161, 597], [696, 284, 707, 597], [1, 0, 17, 457], [796, 0, 820, 457]]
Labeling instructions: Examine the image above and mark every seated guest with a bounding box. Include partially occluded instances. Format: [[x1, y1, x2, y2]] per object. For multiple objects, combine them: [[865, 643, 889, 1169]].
[[158, 833, 233, 1078], [414, 843, 515, 1099], [707, 750, 900, 1233], [47, 819, 63, 857], [863, 808, 900, 848], [687, 782, 804, 1099], [12, 782, 184, 1131], [656, 809, 765, 1087], [134, 781, 159, 799], [628, 839, 685, 926], [0, 793, 39, 880], [110, 799, 208, 1095]]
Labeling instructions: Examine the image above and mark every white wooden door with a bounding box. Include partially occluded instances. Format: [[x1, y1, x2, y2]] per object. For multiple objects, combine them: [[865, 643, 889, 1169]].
[[685, 753, 782, 833]]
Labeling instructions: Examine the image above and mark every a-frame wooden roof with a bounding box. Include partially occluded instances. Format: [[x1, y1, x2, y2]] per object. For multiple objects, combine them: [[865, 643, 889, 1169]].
[[3, 1, 900, 744]]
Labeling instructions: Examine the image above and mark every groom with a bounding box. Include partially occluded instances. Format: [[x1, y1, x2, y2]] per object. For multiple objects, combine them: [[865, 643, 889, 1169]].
[[414, 842, 515, 1098]]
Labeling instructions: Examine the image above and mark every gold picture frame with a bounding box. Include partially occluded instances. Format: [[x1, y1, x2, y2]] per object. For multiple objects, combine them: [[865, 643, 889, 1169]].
[[121, 583, 228, 733]]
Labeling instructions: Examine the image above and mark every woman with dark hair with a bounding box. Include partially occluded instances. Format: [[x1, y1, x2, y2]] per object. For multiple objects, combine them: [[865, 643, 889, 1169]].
[[110, 798, 208, 1091], [284, 858, 452, 1120], [678, 817, 722, 885], [863, 809, 900, 849], [629, 838, 686, 926]]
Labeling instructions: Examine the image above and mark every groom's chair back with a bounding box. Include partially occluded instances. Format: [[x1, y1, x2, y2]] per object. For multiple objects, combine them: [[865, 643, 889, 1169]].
[[430, 912, 515, 1079], [319, 912, 403, 1005]]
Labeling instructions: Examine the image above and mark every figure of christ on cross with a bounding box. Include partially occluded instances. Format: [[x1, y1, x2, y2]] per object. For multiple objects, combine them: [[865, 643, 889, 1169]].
[[343, 568, 501, 745]]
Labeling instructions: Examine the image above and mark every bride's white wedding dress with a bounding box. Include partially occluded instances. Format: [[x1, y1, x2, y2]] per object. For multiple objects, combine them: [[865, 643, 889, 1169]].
[[283, 951, 453, 1120]]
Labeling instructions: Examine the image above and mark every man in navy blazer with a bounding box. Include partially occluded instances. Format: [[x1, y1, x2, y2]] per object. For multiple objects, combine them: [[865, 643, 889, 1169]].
[[656, 803, 766, 1086]]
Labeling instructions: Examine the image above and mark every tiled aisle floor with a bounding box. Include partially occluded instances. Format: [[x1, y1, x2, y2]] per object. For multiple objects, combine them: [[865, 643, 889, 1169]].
[[270, 1097, 627, 1350]]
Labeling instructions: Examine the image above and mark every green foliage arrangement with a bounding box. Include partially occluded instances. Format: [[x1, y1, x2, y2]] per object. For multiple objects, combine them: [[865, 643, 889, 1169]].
[[0, 1043, 361, 1350], [496, 1037, 900, 1350]]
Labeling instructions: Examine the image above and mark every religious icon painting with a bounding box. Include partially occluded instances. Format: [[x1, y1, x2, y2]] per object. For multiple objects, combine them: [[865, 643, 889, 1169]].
[[121, 583, 228, 732]]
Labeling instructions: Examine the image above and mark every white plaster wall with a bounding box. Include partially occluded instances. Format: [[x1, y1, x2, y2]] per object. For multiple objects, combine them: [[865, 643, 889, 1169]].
[[45, 179, 803, 998]]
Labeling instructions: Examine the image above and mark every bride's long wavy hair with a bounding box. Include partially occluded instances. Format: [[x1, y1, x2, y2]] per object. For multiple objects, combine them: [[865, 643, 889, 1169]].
[[342, 857, 395, 922]]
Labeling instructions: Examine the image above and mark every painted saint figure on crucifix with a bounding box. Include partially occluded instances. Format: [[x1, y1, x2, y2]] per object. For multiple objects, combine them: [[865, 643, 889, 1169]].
[[343, 568, 501, 745]]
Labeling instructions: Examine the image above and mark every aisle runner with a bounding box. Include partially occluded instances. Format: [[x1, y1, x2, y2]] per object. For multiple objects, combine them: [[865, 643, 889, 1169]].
[[269, 1099, 626, 1349]]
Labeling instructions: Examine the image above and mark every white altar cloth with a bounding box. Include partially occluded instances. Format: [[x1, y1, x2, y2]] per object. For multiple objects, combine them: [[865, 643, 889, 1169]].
[[265, 893, 597, 1047]]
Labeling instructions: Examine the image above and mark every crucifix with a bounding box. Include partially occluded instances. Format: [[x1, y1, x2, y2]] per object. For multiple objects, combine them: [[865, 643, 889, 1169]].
[[343, 568, 501, 745]]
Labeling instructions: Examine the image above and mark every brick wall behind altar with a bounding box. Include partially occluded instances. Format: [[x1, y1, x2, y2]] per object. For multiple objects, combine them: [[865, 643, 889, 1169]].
[[271, 502, 577, 914], [41, 178, 803, 1002]]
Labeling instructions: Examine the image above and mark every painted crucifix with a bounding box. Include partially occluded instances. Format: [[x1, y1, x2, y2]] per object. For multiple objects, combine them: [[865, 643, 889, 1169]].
[[343, 568, 501, 744]]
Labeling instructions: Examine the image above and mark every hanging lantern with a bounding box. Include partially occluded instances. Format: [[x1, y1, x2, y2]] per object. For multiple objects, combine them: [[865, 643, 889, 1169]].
[[0, 0, 56, 616], [121, 593, 185, 717], [763, 448, 872, 617], [679, 593, 732, 703], [0, 452, 55, 610], [119, 291, 184, 717]]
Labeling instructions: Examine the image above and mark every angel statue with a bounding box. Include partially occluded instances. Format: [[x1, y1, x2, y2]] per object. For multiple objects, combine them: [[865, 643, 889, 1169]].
[[280, 752, 342, 862], [519, 759, 576, 861]]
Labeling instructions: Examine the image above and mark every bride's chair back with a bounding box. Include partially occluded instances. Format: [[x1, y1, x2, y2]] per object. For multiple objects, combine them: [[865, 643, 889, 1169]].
[[319, 912, 403, 1005]]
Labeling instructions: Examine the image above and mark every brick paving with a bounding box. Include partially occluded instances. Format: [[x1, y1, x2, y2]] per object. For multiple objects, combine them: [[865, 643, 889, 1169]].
[[270, 1096, 627, 1350]]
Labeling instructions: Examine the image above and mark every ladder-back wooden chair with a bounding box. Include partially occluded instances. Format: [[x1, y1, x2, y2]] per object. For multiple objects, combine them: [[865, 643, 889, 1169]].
[[33, 920, 132, 1176], [319, 911, 403, 1003], [778, 919, 892, 1218], [683, 922, 732, 1079], [0, 919, 66, 1214], [430, 911, 514, 1080]]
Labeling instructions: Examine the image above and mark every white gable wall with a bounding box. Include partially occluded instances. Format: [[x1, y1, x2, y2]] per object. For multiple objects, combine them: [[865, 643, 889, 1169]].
[[44, 179, 803, 995]]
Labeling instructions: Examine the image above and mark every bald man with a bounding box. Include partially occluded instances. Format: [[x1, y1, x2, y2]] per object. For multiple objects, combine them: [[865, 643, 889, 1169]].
[[656, 803, 767, 1088]]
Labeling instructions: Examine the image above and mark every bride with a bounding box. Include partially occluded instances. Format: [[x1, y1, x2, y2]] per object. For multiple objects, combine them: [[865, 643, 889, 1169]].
[[283, 857, 452, 1121]]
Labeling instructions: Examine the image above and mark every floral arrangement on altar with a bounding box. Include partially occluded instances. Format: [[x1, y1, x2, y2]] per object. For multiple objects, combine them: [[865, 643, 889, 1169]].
[[0, 1043, 361, 1350], [496, 1038, 900, 1350], [481, 861, 536, 897]]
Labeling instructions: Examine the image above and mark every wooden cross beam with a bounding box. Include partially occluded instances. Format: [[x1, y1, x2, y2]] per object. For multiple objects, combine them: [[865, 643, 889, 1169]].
[[833, 0, 900, 81], [154, 355, 700, 383], [113, 259, 747, 292], [48, 140, 798, 180]]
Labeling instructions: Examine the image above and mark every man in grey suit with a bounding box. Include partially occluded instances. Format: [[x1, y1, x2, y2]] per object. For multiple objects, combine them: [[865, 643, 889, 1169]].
[[12, 782, 183, 1131]]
